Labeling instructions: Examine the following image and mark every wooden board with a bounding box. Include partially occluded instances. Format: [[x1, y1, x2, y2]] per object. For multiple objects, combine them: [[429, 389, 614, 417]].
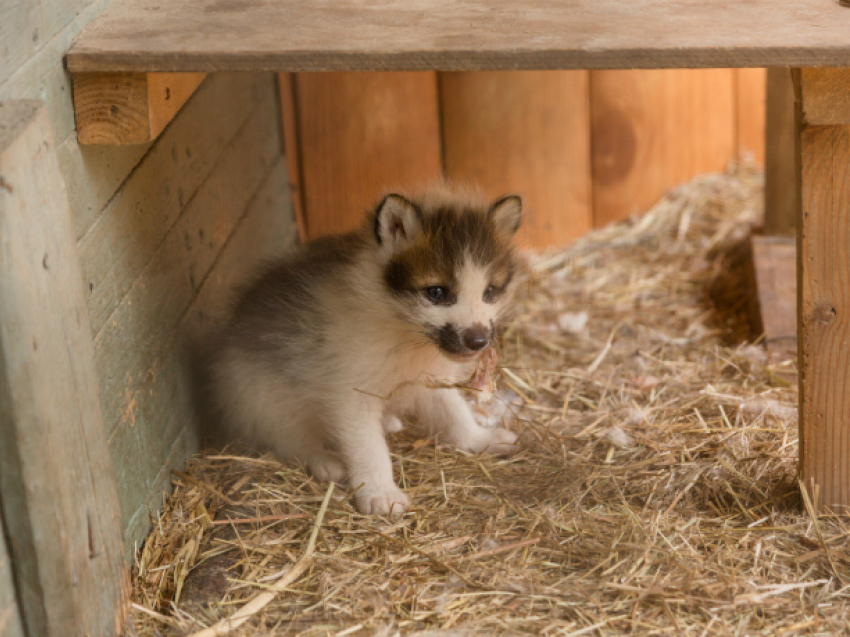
[[736, 68, 766, 166], [750, 236, 797, 362], [441, 70, 592, 248], [65, 0, 850, 73], [294, 71, 441, 239], [0, 101, 127, 636], [763, 68, 798, 236], [0, 505, 24, 637], [798, 122, 850, 510], [591, 69, 736, 226], [277, 73, 307, 241], [798, 68, 850, 126], [73, 72, 206, 144]]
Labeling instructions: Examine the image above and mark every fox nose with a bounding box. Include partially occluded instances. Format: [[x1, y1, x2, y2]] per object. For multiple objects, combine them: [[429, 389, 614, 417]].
[[462, 325, 489, 351]]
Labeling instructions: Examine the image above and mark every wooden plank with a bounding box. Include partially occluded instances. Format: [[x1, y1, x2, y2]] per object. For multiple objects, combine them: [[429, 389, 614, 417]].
[[277, 72, 307, 241], [763, 68, 798, 236], [750, 236, 797, 362], [79, 73, 271, 334], [441, 70, 592, 248], [0, 101, 127, 637], [798, 68, 850, 126], [121, 159, 296, 550], [591, 69, 737, 226], [295, 71, 441, 239], [797, 107, 850, 509], [74, 72, 206, 144], [0, 506, 25, 637], [65, 0, 850, 74], [736, 68, 766, 166]]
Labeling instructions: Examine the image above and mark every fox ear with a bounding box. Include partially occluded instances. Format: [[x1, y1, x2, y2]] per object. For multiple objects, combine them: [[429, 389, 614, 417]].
[[488, 195, 522, 237], [373, 194, 421, 249]]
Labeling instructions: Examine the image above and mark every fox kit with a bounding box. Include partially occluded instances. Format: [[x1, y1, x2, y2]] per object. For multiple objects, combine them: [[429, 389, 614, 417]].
[[209, 186, 521, 515]]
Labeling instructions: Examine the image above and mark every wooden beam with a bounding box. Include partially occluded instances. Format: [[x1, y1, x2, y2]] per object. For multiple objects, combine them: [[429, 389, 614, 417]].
[[0, 102, 128, 636], [763, 68, 798, 236], [796, 71, 850, 510], [440, 70, 592, 248], [73, 72, 206, 144], [798, 68, 850, 126]]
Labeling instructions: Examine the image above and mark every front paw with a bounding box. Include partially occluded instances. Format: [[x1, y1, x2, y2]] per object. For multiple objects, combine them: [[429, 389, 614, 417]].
[[354, 483, 410, 516], [458, 426, 518, 455]]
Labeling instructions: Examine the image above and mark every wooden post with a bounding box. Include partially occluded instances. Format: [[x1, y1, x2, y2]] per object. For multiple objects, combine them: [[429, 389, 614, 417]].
[[0, 102, 128, 635], [796, 68, 850, 509], [764, 68, 798, 236]]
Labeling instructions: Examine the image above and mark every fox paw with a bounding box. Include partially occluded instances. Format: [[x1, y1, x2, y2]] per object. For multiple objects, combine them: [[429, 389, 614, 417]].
[[354, 483, 410, 516], [308, 453, 347, 483]]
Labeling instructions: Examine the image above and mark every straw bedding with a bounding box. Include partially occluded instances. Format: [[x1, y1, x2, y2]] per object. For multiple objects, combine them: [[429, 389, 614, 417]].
[[127, 168, 850, 637]]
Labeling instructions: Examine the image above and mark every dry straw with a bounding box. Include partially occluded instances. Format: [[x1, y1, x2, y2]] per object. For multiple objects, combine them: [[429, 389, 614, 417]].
[[127, 167, 850, 636]]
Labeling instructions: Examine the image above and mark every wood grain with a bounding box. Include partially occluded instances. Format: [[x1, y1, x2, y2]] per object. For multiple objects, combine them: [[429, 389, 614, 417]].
[[441, 70, 592, 248], [798, 123, 850, 510], [798, 68, 850, 126], [66, 0, 850, 73], [736, 68, 766, 166], [0, 101, 127, 637], [763, 68, 798, 236], [591, 69, 736, 226], [750, 236, 797, 362], [74, 72, 206, 144], [0, 504, 25, 637], [294, 71, 441, 239], [278, 72, 307, 241]]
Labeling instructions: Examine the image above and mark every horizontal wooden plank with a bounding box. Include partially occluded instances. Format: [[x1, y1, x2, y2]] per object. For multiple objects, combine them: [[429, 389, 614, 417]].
[[0, 101, 127, 637], [66, 0, 850, 73]]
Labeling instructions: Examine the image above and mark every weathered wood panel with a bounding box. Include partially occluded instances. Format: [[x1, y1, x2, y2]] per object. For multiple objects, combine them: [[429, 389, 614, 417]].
[[0, 101, 127, 636], [97, 94, 282, 530], [295, 71, 441, 238], [798, 68, 850, 126], [66, 0, 850, 73], [798, 120, 850, 510], [74, 72, 206, 144], [123, 158, 296, 548], [736, 68, 766, 166], [0, 506, 24, 637], [79, 73, 271, 333], [441, 70, 592, 248], [764, 68, 798, 236], [591, 69, 736, 226]]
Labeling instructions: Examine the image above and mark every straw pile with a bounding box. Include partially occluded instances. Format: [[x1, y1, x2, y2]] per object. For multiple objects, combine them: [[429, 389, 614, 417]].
[[127, 167, 850, 637]]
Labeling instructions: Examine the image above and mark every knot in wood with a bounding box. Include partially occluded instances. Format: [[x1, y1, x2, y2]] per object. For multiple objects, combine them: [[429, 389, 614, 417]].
[[813, 302, 837, 324]]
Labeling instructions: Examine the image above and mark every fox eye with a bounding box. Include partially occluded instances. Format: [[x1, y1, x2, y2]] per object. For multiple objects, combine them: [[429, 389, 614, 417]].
[[425, 286, 447, 303], [483, 284, 499, 303]]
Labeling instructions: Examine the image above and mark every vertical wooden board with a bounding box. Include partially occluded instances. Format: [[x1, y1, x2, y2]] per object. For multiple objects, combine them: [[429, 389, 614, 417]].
[[591, 69, 737, 227], [764, 68, 798, 236], [441, 70, 592, 249], [798, 123, 850, 510], [295, 71, 441, 239], [0, 1, 42, 87], [0, 102, 127, 636], [736, 68, 766, 166], [278, 72, 307, 241], [0, 506, 25, 637]]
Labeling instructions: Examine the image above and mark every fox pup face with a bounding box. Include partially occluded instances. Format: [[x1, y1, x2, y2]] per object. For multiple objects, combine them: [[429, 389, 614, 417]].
[[373, 191, 521, 362]]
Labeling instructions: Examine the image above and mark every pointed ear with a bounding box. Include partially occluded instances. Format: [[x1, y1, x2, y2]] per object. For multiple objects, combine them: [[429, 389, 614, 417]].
[[373, 194, 422, 249], [488, 195, 522, 237]]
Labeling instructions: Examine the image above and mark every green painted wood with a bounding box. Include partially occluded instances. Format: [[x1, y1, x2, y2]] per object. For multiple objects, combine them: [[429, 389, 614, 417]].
[[0, 101, 127, 636]]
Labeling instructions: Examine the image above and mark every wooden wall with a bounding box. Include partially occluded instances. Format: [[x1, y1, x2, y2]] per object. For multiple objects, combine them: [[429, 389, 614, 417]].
[[1, 0, 297, 554], [285, 69, 766, 248], [0, 506, 24, 637]]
